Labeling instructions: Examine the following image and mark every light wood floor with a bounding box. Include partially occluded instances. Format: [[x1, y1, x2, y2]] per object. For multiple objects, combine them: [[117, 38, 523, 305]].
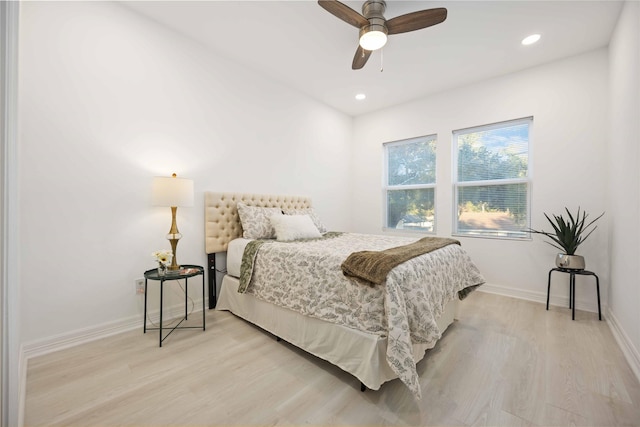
[[24, 292, 640, 426]]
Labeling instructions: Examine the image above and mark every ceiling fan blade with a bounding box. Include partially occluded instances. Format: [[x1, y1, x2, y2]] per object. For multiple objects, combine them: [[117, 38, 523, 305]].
[[318, 0, 369, 28], [386, 8, 447, 35], [352, 45, 372, 70]]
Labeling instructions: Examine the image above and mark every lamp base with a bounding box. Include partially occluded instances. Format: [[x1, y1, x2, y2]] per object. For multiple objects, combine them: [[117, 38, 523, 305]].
[[167, 207, 182, 270]]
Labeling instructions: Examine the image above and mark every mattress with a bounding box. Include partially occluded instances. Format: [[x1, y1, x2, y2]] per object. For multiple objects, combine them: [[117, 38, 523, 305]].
[[227, 238, 252, 278]]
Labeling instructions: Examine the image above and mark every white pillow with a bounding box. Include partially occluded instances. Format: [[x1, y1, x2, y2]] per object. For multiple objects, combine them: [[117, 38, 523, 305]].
[[282, 207, 327, 233], [270, 215, 322, 241], [237, 202, 282, 239]]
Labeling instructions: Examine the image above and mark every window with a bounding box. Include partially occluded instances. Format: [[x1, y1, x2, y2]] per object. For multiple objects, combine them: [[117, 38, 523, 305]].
[[384, 135, 436, 232], [453, 117, 531, 239]]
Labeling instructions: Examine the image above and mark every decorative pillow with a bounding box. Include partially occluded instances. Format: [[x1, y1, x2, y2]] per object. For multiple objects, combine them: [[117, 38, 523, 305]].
[[270, 214, 322, 241], [282, 208, 327, 233], [237, 203, 282, 239]]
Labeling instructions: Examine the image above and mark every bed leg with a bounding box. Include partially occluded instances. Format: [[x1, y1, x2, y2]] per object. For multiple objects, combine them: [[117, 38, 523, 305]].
[[208, 253, 217, 309], [360, 382, 366, 392]]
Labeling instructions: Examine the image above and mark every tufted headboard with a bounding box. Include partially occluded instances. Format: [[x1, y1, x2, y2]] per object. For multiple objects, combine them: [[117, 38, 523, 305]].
[[204, 191, 312, 309], [204, 191, 312, 254]]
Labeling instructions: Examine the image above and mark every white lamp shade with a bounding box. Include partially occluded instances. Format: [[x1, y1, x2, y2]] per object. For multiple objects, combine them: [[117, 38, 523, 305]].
[[152, 176, 194, 207]]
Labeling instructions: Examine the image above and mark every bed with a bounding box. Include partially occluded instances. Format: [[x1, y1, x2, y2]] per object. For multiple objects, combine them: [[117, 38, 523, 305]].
[[205, 192, 484, 398]]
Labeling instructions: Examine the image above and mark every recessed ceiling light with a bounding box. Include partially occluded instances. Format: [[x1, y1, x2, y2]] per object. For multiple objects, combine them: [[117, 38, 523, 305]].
[[522, 34, 541, 46], [355, 93, 366, 101]]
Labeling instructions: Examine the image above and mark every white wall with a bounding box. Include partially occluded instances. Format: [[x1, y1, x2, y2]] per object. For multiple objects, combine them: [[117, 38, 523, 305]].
[[351, 49, 609, 310], [607, 0, 640, 376], [18, 1, 352, 345]]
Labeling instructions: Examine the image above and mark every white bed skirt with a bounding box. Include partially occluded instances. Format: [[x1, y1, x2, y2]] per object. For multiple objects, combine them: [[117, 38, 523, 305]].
[[216, 275, 458, 390]]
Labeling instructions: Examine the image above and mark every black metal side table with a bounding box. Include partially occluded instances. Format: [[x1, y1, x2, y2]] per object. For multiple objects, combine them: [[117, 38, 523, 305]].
[[547, 267, 601, 321], [144, 264, 205, 347]]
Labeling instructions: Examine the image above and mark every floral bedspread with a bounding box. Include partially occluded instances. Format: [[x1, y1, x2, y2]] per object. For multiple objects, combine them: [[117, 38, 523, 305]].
[[239, 232, 485, 398]]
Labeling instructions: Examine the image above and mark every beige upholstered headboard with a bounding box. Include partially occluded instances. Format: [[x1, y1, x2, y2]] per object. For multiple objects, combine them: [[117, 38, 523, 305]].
[[204, 192, 312, 254]]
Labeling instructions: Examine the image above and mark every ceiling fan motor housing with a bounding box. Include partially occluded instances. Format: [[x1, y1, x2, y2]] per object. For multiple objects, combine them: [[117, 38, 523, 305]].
[[361, 0, 387, 31], [360, 0, 388, 47], [362, 0, 386, 19]]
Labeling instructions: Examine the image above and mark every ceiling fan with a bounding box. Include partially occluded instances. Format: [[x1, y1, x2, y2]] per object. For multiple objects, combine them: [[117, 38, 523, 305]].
[[318, 0, 447, 70]]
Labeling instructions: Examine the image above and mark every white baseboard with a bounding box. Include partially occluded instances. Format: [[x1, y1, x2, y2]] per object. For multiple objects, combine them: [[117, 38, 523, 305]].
[[479, 282, 601, 314], [606, 308, 640, 383], [22, 315, 140, 360], [21, 298, 207, 360]]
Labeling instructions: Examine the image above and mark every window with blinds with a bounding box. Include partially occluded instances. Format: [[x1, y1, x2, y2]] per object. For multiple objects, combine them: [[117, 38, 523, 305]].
[[453, 117, 531, 239], [383, 135, 437, 233]]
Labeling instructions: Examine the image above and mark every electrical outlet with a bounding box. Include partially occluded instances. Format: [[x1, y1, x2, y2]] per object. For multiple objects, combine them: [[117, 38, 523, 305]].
[[135, 278, 145, 295]]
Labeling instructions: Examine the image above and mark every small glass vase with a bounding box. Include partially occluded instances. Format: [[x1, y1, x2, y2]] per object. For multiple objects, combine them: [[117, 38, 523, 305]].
[[157, 264, 167, 276]]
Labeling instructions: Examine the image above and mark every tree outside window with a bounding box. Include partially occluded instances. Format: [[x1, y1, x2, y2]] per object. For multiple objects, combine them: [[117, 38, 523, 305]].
[[453, 117, 531, 238], [384, 136, 436, 232]]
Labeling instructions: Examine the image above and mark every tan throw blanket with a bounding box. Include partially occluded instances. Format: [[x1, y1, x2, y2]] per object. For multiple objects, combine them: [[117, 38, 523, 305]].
[[341, 236, 461, 286]]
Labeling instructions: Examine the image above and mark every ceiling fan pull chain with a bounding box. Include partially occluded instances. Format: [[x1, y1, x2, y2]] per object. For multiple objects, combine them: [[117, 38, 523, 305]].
[[380, 48, 384, 72]]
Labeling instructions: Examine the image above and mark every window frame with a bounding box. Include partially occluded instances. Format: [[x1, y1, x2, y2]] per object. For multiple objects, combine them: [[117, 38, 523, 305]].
[[383, 134, 437, 234], [452, 117, 532, 240]]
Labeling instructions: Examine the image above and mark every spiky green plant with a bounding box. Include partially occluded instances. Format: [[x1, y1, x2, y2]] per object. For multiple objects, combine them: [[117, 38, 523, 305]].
[[528, 208, 604, 255]]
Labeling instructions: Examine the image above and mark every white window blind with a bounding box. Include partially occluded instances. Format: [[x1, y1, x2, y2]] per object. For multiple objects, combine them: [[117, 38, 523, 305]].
[[383, 135, 437, 233], [453, 117, 531, 239]]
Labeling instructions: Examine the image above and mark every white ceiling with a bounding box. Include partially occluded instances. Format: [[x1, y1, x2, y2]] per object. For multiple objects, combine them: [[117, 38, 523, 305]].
[[123, 0, 623, 117]]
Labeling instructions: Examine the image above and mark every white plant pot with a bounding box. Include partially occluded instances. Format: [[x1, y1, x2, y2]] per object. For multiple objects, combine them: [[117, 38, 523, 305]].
[[555, 253, 585, 270]]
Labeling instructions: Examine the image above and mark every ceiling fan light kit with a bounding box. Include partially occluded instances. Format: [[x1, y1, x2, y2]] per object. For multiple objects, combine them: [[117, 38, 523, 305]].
[[359, 26, 387, 51], [318, 0, 447, 70]]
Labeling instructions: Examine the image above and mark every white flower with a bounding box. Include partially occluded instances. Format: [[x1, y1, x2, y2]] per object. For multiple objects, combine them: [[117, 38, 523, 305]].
[[152, 250, 173, 266]]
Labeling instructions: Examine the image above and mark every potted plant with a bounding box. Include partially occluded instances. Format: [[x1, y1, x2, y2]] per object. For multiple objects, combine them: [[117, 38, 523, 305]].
[[528, 207, 604, 270]]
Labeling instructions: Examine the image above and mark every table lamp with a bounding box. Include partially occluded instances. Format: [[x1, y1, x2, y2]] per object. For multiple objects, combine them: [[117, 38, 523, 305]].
[[152, 173, 194, 270]]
